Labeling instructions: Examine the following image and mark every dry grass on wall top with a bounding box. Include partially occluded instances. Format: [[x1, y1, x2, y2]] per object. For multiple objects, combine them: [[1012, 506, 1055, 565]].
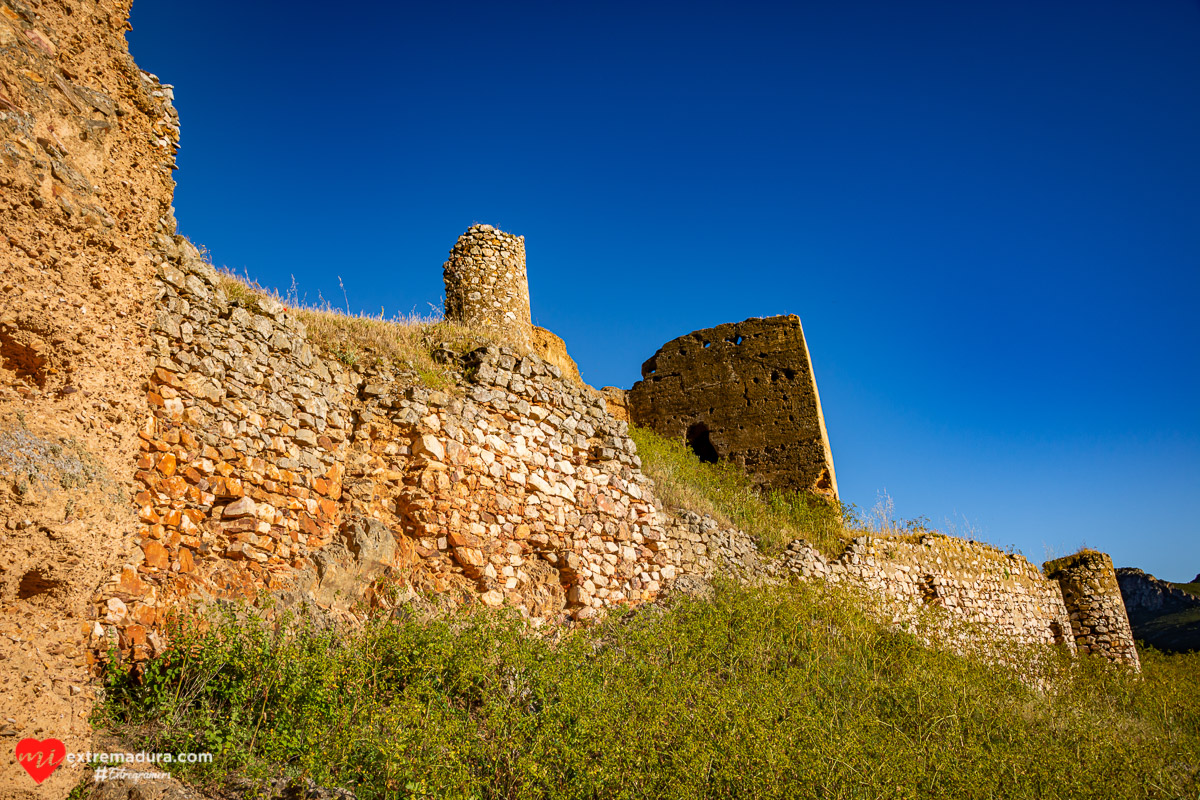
[[211, 269, 513, 388]]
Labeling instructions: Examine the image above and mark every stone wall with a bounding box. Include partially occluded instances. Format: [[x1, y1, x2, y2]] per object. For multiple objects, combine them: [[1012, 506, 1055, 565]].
[[110, 237, 358, 658], [98, 241, 1143, 672], [640, 512, 1148, 669], [777, 534, 1077, 653], [443, 224, 533, 348], [1044, 552, 1140, 668], [627, 315, 838, 500], [344, 343, 676, 623], [100, 241, 726, 652]]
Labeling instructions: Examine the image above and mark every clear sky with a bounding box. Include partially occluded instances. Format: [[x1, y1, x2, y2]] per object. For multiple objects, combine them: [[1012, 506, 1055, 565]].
[[127, 0, 1200, 581]]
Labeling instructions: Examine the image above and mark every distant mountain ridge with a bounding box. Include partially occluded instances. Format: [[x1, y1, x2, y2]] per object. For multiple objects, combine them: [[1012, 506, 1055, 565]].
[[1116, 567, 1200, 653]]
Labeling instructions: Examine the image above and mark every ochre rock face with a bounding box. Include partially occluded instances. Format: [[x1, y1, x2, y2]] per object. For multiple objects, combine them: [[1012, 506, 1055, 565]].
[[531, 324, 584, 387], [0, 0, 179, 793], [627, 315, 837, 500], [599, 386, 630, 423]]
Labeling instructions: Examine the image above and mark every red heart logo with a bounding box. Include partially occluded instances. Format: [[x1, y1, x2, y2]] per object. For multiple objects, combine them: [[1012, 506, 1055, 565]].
[[15, 738, 66, 784]]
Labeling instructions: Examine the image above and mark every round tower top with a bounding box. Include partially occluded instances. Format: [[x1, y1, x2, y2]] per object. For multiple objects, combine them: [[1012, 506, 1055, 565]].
[[442, 225, 533, 347]]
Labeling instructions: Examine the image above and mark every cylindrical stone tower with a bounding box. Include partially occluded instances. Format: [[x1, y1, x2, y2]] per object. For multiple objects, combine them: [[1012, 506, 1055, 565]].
[[442, 224, 533, 348], [1044, 551, 1141, 670]]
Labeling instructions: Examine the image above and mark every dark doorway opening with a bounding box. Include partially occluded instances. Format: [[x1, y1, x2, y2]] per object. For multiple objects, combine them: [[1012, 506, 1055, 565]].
[[686, 422, 719, 464]]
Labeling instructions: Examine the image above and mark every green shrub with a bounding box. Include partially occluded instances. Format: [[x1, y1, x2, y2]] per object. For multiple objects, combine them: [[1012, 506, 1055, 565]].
[[99, 583, 1199, 800]]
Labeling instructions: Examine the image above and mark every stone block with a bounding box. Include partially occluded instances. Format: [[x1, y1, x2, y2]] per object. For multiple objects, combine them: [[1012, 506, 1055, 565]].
[[413, 434, 446, 462]]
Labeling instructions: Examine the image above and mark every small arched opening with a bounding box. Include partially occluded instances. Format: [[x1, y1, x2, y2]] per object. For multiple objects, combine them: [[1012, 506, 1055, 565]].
[[686, 422, 719, 464]]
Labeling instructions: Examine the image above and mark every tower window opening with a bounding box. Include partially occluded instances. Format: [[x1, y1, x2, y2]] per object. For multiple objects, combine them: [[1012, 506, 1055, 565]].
[[686, 422, 719, 464]]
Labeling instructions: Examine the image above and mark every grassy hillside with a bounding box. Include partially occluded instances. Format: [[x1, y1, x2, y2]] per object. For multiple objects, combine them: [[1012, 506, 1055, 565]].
[[99, 583, 1199, 800], [629, 426, 850, 557], [1121, 580, 1200, 654], [1131, 607, 1200, 654]]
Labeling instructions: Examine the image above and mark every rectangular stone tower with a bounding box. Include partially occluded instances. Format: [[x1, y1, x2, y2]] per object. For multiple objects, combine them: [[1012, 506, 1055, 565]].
[[627, 315, 838, 501]]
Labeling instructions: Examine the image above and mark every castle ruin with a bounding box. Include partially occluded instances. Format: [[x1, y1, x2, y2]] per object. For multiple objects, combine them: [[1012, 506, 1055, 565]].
[[0, 5, 1152, 791], [442, 225, 586, 385]]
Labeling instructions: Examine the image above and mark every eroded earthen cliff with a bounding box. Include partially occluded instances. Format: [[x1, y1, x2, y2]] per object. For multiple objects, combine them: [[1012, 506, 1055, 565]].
[[0, 0, 179, 793]]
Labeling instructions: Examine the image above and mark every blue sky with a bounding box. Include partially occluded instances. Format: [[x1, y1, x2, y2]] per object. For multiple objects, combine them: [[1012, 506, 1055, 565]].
[[128, 0, 1200, 581]]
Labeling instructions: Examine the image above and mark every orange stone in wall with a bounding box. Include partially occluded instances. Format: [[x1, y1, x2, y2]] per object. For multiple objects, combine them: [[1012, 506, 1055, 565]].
[[132, 604, 157, 626], [154, 367, 182, 388], [162, 475, 188, 499], [299, 514, 321, 536], [142, 540, 170, 569], [117, 566, 149, 598], [122, 625, 147, 649]]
